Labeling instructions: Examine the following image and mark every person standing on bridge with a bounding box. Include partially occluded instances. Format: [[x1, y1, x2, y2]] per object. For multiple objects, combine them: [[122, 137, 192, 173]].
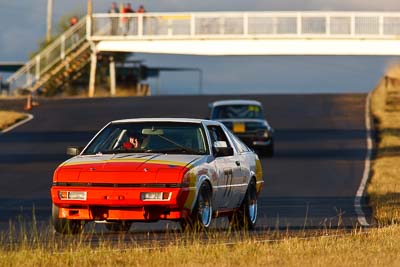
[[108, 2, 120, 35], [137, 5, 145, 13], [69, 16, 79, 45], [136, 5, 146, 34], [121, 3, 134, 35]]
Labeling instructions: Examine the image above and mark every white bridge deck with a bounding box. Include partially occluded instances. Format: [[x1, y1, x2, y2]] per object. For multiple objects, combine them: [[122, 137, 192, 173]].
[[91, 12, 400, 56]]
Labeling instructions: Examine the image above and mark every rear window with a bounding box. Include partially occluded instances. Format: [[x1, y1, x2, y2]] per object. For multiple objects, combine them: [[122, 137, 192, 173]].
[[211, 104, 264, 120]]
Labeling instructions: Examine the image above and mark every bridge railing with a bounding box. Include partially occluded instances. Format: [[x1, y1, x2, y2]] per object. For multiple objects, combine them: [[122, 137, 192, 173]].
[[7, 17, 87, 93], [91, 12, 400, 40]]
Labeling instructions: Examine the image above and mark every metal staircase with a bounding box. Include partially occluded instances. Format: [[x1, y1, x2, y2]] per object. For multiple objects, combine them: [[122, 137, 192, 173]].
[[7, 17, 91, 96]]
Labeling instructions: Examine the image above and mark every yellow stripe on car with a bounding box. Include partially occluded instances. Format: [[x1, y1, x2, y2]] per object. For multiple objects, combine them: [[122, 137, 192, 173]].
[[62, 158, 192, 168]]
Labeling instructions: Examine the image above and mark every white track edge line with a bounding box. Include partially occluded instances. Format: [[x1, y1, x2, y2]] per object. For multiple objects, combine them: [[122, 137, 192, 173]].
[[355, 92, 372, 227], [1, 113, 34, 134]]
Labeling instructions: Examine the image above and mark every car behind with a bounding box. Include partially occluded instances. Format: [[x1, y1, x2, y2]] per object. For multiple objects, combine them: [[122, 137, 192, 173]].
[[209, 100, 274, 156]]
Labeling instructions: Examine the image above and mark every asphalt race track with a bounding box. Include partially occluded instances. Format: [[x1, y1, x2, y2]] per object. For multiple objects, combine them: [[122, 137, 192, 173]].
[[0, 94, 372, 233]]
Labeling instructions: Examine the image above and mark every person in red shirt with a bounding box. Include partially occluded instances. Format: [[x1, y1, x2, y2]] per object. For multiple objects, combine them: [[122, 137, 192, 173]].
[[69, 16, 79, 44], [122, 132, 149, 150], [123, 136, 140, 150], [121, 3, 134, 35], [69, 16, 78, 27]]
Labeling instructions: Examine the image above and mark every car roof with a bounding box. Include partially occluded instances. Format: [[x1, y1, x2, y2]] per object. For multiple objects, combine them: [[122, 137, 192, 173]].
[[210, 99, 262, 107], [111, 118, 220, 125]]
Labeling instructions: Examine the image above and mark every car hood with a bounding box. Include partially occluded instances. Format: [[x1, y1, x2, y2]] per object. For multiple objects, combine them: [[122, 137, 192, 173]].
[[55, 153, 203, 184]]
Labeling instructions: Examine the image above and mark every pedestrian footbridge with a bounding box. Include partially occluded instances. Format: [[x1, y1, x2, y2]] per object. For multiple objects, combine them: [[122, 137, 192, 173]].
[[7, 11, 400, 95]]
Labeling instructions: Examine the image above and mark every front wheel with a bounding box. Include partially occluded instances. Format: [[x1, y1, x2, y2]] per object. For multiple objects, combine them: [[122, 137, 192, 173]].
[[230, 179, 258, 230], [52, 204, 84, 235], [181, 182, 213, 231]]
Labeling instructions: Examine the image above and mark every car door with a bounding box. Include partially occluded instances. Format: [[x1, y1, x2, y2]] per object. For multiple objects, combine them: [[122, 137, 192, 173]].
[[224, 128, 253, 206], [207, 125, 242, 209]]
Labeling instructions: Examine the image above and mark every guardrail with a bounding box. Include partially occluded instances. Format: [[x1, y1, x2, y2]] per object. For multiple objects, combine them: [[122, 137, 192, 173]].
[[91, 12, 400, 40], [7, 17, 87, 92]]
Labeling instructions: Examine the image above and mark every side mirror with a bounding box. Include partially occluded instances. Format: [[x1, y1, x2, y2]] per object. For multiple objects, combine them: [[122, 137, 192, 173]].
[[213, 146, 234, 157], [67, 146, 82, 156]]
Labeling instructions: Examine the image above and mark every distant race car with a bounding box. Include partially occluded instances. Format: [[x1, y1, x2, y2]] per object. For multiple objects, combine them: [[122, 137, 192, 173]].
[[209, 100, 274, 156], [51, 118, 263, 234]]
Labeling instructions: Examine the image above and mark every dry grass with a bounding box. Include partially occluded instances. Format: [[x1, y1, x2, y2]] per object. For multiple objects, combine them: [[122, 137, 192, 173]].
[[369, 65, 400, 224], [0, 111, 27, 131], [1, 225, 400, 266]]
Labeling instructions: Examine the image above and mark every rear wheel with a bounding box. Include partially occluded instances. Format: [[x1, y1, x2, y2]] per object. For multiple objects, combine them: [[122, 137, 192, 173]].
[[52, 204, 84, 235], [105, 221, 132, 232], [181, 182, 213, 231], [230, 178, 258, 230]]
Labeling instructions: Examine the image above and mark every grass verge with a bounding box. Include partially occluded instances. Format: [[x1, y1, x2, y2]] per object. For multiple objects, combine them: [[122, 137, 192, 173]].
[[0, 111, 27, 131], [369, 67, 400, 224], [0, 225, 400, 266]]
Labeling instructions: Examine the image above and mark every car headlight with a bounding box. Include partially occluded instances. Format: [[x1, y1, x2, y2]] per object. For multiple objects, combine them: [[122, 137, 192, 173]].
[[257, 129, 270, 138], [141, 192, 171, 201], [59, 191, 87, 200]]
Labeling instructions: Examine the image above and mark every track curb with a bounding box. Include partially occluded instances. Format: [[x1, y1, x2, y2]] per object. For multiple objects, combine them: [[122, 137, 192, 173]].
[[1, 113, 34, 134], [354, 92, 373, 227]]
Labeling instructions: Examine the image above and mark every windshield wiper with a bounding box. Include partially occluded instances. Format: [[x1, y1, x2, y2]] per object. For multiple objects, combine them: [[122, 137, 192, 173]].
[[153, 148, 200, 155], [99, 148, 146, 154]]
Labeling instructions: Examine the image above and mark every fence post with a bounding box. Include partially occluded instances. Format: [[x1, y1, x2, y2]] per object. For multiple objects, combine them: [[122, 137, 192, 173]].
[[379, 15, 384, 36], [35, 56, 41, 81], [109, 56, 116, 96], [297, 12, 302, 35], [60, 34, 66, 59], [138, 14, 143, 37], [190, 13, 195, 36], [351, 13, 355, 36], [88, 51, 97, 97], [86, 15, 92, 40], [243, 12, 248, 35], [326, 15, 331, 36]]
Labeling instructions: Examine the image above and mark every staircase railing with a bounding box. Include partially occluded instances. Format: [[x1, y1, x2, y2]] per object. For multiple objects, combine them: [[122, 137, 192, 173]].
[[7, 16, 88, 93]]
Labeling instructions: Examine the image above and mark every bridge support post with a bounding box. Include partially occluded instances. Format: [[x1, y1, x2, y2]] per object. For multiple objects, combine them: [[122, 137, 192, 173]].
[[109, 56, 116, 96], [88, 51, 97, 98]]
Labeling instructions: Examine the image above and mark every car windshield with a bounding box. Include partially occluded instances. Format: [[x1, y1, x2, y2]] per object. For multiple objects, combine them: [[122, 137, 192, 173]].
[[83, 122, 208, 155], [211, 104, 264, 119]]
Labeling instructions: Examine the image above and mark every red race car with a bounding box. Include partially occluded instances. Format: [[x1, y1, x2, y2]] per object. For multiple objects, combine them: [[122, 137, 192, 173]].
[[51, 118, 263, 234]]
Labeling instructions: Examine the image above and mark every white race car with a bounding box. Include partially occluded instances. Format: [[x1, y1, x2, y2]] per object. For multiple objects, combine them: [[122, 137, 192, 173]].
[[51, 118, 264, 234], [209, 100, 274, 156]]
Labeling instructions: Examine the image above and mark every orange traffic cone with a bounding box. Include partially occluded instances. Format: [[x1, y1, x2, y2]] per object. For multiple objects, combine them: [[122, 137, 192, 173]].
[[24, 94, 32, 111]]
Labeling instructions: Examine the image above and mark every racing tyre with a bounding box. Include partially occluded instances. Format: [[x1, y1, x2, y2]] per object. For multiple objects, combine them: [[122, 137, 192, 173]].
[[181, 182, 213, 231], [105, 221, 132, 232], [230, 178, 258, 230], [52, 204, 84, 235]]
